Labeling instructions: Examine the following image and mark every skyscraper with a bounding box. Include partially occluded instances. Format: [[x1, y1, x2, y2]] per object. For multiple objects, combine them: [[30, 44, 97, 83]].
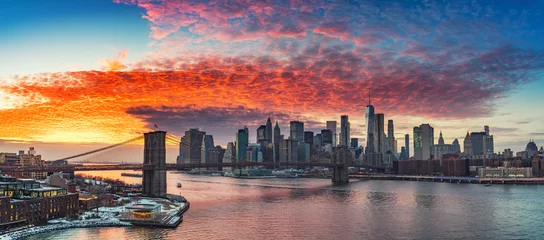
[[201, 135, 214, 164], [470, 132, 486, 156], [365, 102, 375, 153], [257, 125, 266, 143], [183, 128, 206, 164], [321, 129, 333, 146], [374, 113, 385, 154], [236, 126, 249, 161], [484, 126, 494, 155], [221, 142, 236, 172], [340, 115, 350, 147], [290, 121, 304, 142], [387, 120, 395, 153], [413, 124, 434, 160], [405, 134, 410, 158], [326, 121, 337, 147], [314, 134, 322, 148], [265, 118, 273, 144], [304, 131, 314, 145], [350, 138, 359, 149], [463, 132, 472, 155], [274, 121, 281, 162], [279, 138, 298, 163]]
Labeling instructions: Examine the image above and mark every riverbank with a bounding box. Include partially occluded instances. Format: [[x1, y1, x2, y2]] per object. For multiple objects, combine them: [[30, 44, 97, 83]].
[[352, 175, 544, 184], [0, 220, 131, 240]]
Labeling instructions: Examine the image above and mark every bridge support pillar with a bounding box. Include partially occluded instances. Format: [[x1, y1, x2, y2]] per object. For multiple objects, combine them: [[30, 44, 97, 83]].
[[331, 146, 350, 183], [332, 166, 349, 183], [142, 131, 167, 198]]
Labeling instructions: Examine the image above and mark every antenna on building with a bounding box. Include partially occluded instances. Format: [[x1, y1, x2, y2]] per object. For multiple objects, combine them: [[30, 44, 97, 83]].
[[368, 90, 371, 105]]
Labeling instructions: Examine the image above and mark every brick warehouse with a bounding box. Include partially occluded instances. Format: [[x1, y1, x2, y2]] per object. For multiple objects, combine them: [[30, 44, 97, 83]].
[[0, 175, 79, 230]]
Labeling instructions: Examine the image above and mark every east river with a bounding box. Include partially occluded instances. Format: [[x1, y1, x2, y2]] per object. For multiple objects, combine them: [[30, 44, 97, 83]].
[[24, 171, 544, 240]]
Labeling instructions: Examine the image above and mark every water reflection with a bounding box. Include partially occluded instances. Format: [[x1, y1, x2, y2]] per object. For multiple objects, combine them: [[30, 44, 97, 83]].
[[25, 172, 544, 240]]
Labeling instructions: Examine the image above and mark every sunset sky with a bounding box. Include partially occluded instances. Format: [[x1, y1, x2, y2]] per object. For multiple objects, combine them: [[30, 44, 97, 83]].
[[1, 0, 544, 161]]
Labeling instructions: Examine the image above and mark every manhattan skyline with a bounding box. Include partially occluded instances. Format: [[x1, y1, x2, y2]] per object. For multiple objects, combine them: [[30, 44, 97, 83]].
[[1, 0, 544, 160]]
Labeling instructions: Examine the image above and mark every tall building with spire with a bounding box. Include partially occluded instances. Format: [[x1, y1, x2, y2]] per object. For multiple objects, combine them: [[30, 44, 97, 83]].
[[365, 99, 375, 153]]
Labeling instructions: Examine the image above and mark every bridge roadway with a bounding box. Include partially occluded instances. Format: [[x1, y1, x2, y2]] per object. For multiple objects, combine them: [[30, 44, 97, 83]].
[[0, 162, 383, 172]]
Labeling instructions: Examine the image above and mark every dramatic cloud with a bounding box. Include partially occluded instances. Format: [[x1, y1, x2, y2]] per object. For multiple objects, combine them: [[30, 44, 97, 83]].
[[2, 0, 544, 149]]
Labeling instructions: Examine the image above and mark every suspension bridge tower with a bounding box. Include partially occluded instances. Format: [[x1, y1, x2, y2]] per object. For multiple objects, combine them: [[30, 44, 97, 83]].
[[142, 131, 167, 197]]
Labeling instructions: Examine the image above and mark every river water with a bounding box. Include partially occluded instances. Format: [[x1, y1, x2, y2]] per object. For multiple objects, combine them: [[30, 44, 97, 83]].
[[24, 171, 544, 240]]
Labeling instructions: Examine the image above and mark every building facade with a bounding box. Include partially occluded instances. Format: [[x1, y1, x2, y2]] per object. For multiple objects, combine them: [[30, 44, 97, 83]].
[[182, 128, 206, 164], [339, 115, 350, 147], [290, 121, 304, 143], [414, 124, 434, 160], [326, 121, 337, 147], [236, 127, 249, 161]]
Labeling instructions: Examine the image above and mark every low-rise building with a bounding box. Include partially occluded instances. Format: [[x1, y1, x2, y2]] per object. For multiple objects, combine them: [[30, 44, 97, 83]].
[[0, 175, 79, 230], [478, 167, 533, 178]]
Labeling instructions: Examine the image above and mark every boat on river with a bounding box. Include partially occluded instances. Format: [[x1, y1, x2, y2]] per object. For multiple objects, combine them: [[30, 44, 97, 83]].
[[177, 183, 182, 188]]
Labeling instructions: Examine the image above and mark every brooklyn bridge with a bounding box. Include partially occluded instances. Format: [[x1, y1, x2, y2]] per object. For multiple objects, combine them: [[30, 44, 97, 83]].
[[0, 131, 385, 184]]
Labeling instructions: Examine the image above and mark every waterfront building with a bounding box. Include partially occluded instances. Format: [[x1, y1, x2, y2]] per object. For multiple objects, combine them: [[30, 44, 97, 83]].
[[339, 115, 350, 147], [290, 121, 304, 143], [413, 124, 434, 160], [478, 167, 533, 178], [442, 158, 470, 176], [304, 131, 314, 146], [0, 175, 79, 230], [387, 120, 395, 153], [183, 128, 206, 164], [365, 101, 375, 153], [326, 121, 337, 147], [11, 148, 47, 180], [531, 152, 544, 177], [405, 134, 410, 158], [374, 113, 385, 154], [279, 139, 298, 163], [236, 127, 249, 161], [393, 159, 441, 175]]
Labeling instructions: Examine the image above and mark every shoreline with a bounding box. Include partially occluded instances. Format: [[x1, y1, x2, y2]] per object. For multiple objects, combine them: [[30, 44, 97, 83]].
[[350, 175, 544, 185], [0, 220, 131, 240]]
